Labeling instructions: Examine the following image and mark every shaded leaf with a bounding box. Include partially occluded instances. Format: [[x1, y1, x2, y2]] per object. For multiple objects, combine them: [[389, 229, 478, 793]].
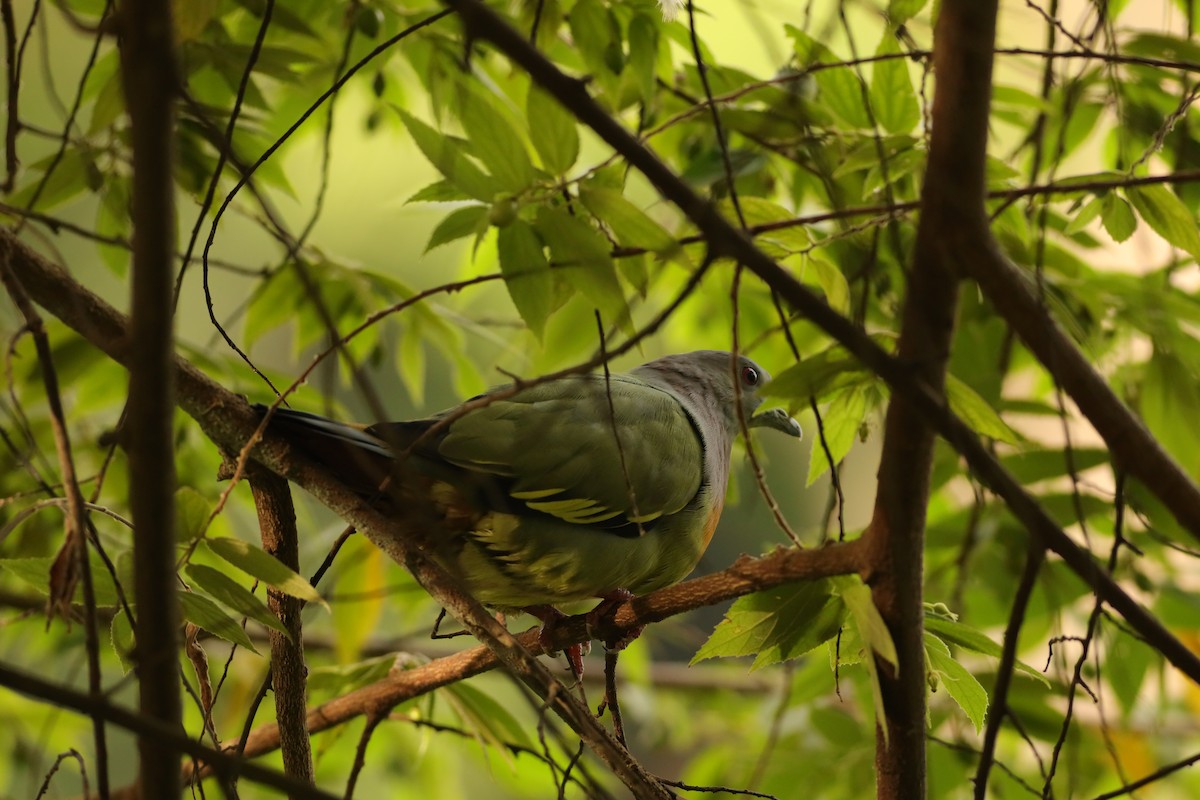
[[426, 205, 488, 252], [527, 86, 579, 175], [497, 220, 555, 338], [457, 89, 535, 193], [534, 206, 629, 331], [580, 186, 677, 254], [870, 34, 919, 133], [175, 487, 213, 542], [179, 591, 258, 653], [185, 563, 289, 637]]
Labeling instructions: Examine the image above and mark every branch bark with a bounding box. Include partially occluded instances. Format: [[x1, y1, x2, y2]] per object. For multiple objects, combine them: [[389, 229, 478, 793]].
[[245, 466, 314, 791], [117, 0, 181, 796], [864, 1, 998, 793]]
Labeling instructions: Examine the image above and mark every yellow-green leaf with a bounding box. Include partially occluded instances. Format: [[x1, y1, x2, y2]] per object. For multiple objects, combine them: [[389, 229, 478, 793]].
[[206, 538, 326, 608]]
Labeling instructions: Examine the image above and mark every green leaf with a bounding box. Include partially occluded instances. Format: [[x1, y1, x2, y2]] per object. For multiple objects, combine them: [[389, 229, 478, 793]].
[[925, 633, 988, 733], [1104, 625, 1154, 717], [527, 87, 579, 175], [1102, 194, 1137, 243], [580, 186, 677, 254], [1127, 184, 1200, 261], [836, 577, 897, 744], [184, 564, 289, 637], [111, 607, 136, 673], [692, 580, 846, 669], [175, 487, 213, 542], [924, 614, 1049, 685], [497, 220, 555, 338], [308, 655, 396, 696], [179, 591, 258, 653], [806, 255, 851, 314], [534, 206, 629, 331], [945, 375, 1019, 444], [808, 381, 875, 486], [407, 179, 471, 203], [206, 538, 326, 608], [244, 269, 298, 347], [569, 0, 614, 78], [998, 447, 1110, 484], [9, 150, 95, 212], [870, 35, 919, 133], [888, 0, 929, 24], [456, 89, 535, 193], [425, 205, 488, 252], [760, 343, 873, 406], [1064, 195, 1104, 236], [395, 108, 498, 202], [445, 681, 535, 755], [785, 26, 870, 128], [0, 551, 123, 607]]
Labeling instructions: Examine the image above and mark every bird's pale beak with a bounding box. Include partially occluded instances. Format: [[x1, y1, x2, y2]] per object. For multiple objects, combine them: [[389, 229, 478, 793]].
[[750, 407, 803, 438]]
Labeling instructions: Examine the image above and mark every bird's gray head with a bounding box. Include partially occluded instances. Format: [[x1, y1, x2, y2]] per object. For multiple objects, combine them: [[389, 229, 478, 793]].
[[633, 350, 803, 441]]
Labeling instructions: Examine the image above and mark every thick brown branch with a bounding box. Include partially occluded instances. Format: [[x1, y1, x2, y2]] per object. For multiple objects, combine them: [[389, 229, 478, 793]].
[[434, 0, 1200, 690], [865, 2, 997, 794], [118, 0, 182, 795], [245, 466, 314, 791]]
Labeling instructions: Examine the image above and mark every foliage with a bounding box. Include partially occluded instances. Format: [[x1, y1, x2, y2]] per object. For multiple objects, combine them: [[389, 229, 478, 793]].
[[2, 0, 1200, 798]]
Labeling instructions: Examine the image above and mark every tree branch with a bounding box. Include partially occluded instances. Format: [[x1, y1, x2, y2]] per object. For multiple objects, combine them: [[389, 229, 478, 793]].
[[434, 0, 1200, 690], [116, 0, 181, 794], [865, 1, 997, 793], [245, 466, 314, 791]]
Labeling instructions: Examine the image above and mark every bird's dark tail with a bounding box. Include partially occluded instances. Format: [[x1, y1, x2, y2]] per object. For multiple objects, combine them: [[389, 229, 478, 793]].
[[254, 405, 398, 497]]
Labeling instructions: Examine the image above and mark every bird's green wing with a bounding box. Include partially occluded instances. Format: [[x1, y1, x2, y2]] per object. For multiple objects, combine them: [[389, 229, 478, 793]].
[[437, 375, 703, 526]]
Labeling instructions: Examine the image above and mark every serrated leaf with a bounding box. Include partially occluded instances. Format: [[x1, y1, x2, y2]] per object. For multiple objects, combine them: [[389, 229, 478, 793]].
[[497, 220, 554, 338], [870, 35, 919, 133], [426, 205, 488, 252], [1127, 184, 1200, 261], [946, 375, 1019, 444], [534, 206, 629, 331], [527, 87, 579, 175], [1102, 193, 1137, 243], [175, 487, 213, 542], [580, 186, 677, 254], [185, 564, 289, 638], [924, 614, 1049, 685], [206, 537, 326, 608], [692, 580, 845, 669], [179, 591, 258, 653], [925, 633, 988, 733], [761, 344, 872, 406], [457, 89, 534, 193], [808, 381, 875, 485], [396, 108, 498, 202]]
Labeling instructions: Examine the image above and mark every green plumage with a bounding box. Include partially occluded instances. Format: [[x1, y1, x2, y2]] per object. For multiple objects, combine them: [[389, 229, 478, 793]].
[[259, 350, 802, 609]]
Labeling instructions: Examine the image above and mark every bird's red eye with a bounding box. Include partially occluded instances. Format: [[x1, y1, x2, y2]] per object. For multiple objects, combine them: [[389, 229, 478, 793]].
[[742, 365, 760, 386]]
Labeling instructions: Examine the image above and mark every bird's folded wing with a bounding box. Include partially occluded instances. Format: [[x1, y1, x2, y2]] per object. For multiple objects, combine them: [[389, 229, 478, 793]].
[[436, 375, 703, 527]]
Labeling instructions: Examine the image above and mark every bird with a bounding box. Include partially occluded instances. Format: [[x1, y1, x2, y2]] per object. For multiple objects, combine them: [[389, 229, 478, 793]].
[[257, 350, 802, 674]]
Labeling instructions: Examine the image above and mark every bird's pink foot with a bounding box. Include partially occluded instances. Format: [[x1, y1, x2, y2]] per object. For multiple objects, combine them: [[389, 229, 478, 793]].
[[586, 589, 644, 652], [525, 604, 589, 678]]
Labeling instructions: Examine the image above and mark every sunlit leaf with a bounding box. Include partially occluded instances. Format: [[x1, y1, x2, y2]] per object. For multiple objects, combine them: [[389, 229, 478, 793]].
[[692, 580, 845, 669], [945, 375, 1020, 444], [1127, 184, 1200, 261], [395, 108, 499, 202], [426, 205, 488, 252], [807, 381, 877, 486], [580, 186, 678, 254], [457, 88, 535, 193], [870, 34, 919, 133], [534, 206, 629, 332], [527, 87, 579, 175], [925, 633, 988, 733], [206, 538, 326, 608]]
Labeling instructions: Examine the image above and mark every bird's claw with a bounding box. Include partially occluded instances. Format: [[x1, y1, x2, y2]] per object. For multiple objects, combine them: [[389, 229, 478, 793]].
[[585, 589, 644, 652]]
